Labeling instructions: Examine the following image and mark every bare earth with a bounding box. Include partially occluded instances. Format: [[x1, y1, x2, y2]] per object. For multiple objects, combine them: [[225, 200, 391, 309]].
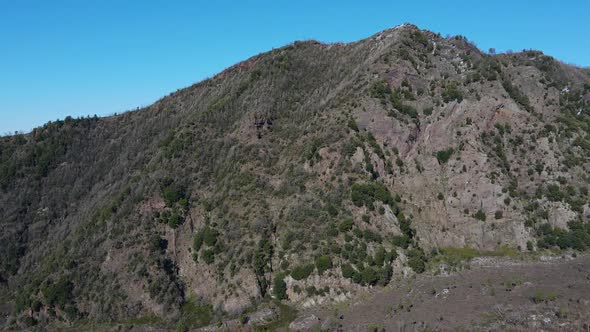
[[310, 254, 590, 331]]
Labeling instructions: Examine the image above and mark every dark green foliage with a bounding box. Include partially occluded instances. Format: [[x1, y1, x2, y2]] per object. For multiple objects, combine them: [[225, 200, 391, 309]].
[[348, 118, 359, 132], [502, 78, 533, 112], [392, 235, 411, 248], [341, 264, 356, 279], [273, 273, 288, 300], [253, 235, 274, 297], [193, 233, 204, 253], [339, 218, 354, 232], [176, 296, 213, 331], [201, 249, 215, 264], [436, 148, 454, 164], [193, 226, 218, 256], [370, 80, 391, 99], [202, 227, 219, 246], [314, 255, 333, 275], [407, 247, 427, 273], [537, 221, 590, 250], [160, 178, 186, 207], [546, 184, 564, 202], [474, 209, 486, 221], [361, 266, 379, 286], [351, 182, 394, 208], [441, 83, 463, 103], [42, 277, 73, 308], [291, 264, 314, 280]]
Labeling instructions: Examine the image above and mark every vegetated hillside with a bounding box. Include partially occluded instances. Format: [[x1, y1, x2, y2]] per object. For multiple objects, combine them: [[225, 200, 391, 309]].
[[1, 23, 590, 329]]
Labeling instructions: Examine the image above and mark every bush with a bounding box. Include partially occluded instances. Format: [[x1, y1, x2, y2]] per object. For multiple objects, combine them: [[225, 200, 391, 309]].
[[474, 209, 486, 221], [339, 218, 354, 232], [291, 264, 314, 280], [273, 274, 287, 300], [42, 277, 73, 308], [407, 247, 427, 273], [441, 84, 463, 103], [201, 249, 215, 264], [392, 235, 411, 249], [436, 148, 454, 164], [494, 210, 503, 219], [546, 184, 563, 202], [361, 266, 379, 286], [314, 256, 333, 275], [341, 264, 356, 279], [351, 182, 394, 208]]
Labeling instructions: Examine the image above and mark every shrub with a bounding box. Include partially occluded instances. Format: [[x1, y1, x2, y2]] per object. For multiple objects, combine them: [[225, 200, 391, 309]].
[[339, 218, 354, 232], [272, 274, 287, 300], [546, 184, 563, 202], [474, 209, 486, 221], [361, 266, 379, 286], [494, 210, 503, 219], [436, 148, 454, 164], [315, 256, 333, 275], [291, 264, 314, 280], [351, 182, 394, 208], [42, 277, 73, 308], [441, 84, 463, 103], [341, 264, 356, 279], [392, 235, 411, 249], [407, 247, 427, 273], [201, 249, 215, 264], [202, 227, 219, 246]]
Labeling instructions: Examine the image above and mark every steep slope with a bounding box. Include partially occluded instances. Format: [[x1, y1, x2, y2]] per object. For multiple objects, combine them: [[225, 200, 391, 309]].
[[1, 24, 590, 329]]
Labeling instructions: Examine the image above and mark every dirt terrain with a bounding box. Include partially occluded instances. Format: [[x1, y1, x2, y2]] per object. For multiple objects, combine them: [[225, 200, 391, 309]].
[[308, 254, 590, 331]]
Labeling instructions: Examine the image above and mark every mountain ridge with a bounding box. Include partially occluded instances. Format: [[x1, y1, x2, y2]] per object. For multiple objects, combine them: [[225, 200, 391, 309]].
[[1, 23, 590, 330]]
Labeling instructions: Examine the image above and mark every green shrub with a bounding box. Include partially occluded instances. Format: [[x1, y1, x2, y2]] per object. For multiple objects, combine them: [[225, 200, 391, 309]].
[[392, 235, 411, 249], [436, 148, 454, 164], [339, 218, 354, 232], [361, 266, 379, 286], [202, 249, 215, 264], [494, 210, 503, 219], [351, 182, 394, 207], [546, 184, 563, 202], [441, 84, 463, 103], [314, 256, 333, 275], [42, 277, 73, 308], [407, 247, 427, 273], [291, 264, 314, 280], [273, 274, 288, 300], [341, 264, 356, 279], [474, 209, 486, 221]]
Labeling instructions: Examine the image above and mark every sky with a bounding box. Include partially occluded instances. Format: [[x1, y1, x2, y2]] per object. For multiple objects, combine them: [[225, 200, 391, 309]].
[[0, 0, 589, 134]]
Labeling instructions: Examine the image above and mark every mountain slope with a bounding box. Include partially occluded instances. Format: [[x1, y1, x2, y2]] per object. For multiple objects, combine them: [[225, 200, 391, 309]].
[[1, 24, 590, 329]]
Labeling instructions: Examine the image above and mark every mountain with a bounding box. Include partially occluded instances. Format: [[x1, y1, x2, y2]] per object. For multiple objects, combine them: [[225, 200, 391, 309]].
[[1, 23, 590, 330]]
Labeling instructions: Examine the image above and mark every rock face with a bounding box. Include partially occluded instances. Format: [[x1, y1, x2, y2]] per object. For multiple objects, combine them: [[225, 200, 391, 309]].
[[1, 23, 590, 329], [289, 314, 320, 331]]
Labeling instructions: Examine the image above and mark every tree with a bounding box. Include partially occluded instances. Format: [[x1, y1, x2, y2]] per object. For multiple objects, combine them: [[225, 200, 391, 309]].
[[361, 266, 379, 286], [407, 247, 427, 273], [272, 274, 287, 300], [314, 255, 333, 275]]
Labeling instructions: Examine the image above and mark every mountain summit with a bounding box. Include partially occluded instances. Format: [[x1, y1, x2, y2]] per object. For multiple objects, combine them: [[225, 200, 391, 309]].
[[1, 24, 590, 330]]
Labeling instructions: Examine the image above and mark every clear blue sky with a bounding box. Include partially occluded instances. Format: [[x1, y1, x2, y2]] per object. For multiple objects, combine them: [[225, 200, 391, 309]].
[[1, 0, 588, 134]]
